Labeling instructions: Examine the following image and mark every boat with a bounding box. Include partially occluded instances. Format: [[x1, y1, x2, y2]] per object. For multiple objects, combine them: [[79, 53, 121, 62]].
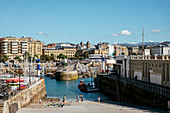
[[79, 84, 87, 92], [46, 72, 53, 77], [78, 80, 85, 89], [6, 78, 27, 90], [50, 75, 56, 79]]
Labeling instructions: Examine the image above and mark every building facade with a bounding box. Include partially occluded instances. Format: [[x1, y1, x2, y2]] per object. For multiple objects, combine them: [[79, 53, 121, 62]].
[[130, 55, 170, 87], [27, 38, 43, 58], [42, 45, 76, 59], [0, 36, 43, 60], [151, 46, 170, 56]]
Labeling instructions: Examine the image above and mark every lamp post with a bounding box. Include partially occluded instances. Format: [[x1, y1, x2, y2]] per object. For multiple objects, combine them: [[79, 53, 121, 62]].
[[29, 64, 31, 85], [19, 67, 21, 91]]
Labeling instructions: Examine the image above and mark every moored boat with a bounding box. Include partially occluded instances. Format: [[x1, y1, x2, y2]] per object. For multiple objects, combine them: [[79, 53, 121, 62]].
[[78, 80, 85, 89]]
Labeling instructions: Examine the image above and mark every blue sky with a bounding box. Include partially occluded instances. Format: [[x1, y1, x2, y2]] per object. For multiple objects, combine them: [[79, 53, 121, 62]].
[[0, 0, 170, 44]]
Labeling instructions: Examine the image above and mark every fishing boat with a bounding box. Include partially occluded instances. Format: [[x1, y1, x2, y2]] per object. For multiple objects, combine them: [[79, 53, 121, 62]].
[[78, 80, 85, 89], [6, 78, 27, 90]]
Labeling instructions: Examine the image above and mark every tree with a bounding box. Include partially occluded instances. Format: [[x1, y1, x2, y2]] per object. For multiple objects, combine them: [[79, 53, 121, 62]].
[[50, 53, 55, 61], [3, 55, 9, 62], [83, 51, 89, 58], [57, 53, 67, 60], [14, 56, 22, 63], [75, 53, 79, 58], [34, 54, 39, 59]]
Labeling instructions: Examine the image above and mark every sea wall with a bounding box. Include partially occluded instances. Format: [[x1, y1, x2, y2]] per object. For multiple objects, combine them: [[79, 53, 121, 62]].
[[96, 75, 168, 110], [2, 78, 46, 113], [55, 71, 78, 80]]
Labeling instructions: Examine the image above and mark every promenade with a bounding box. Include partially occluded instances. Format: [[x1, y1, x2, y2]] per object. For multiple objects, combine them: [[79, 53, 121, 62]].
[[16, 100, 167, 113]]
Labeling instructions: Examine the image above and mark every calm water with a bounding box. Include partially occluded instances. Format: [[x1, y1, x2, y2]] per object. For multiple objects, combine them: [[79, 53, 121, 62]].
[[44, 77, 109, 101]]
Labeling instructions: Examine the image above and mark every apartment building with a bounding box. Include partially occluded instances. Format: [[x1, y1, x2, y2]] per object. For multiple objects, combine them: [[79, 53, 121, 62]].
[[0, 36, 27, 60], [42, 43, 76, 59], [27, 38, 43, 58], [151, 45, 170, 56], [0, 36, 43, 60], [114, 45, 128, 56]]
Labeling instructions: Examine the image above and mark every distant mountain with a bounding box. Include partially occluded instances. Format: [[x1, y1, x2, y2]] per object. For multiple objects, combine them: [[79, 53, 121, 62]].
[[118, 42, 160, 47]]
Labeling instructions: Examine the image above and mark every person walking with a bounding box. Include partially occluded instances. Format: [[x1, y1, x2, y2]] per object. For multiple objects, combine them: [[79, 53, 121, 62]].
[[39, 99, 42, 104], [80, 94, 83, 102], [98, 96, 100, 102], [63, 95, 66, 103], [76, 95, 79, 102]]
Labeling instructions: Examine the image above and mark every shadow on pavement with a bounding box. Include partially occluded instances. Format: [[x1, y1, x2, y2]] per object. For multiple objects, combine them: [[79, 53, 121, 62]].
[[90, 99, 169, 113]]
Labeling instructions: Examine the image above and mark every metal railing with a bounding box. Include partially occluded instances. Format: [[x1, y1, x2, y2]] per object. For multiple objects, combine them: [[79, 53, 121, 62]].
[[101, 75, 170, 99]]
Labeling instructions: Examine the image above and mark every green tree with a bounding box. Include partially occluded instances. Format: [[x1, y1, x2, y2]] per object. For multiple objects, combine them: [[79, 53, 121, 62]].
[[34, 54, 39, 59], [3, 55, 9, 62], [57, 53, 67, 60], [50, 53, 55, 61], [14, 56, 22, 63], [83, 51, 89, 58]]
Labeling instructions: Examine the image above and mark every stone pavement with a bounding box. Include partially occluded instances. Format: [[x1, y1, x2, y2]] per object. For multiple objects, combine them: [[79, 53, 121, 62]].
[[16, 101, 167, 113]]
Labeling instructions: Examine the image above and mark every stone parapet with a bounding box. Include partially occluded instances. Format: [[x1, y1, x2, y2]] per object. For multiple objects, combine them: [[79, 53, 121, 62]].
[[2, 78, 46, 113]]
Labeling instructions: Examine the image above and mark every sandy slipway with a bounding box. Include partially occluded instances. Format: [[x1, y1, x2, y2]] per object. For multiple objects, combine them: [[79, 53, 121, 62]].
[[16, 101, 167, 113]]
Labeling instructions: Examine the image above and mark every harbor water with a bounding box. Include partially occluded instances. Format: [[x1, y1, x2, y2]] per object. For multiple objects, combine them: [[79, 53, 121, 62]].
[[44, 77, 109, 101]]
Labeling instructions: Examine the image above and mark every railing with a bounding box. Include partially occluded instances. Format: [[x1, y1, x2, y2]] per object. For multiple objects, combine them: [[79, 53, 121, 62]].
[[130, 55, 170, 60], [101, 75, 170, 99]]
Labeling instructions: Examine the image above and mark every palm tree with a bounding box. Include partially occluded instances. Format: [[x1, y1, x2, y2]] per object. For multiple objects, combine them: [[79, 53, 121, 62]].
[[34, 54, 39, 59]]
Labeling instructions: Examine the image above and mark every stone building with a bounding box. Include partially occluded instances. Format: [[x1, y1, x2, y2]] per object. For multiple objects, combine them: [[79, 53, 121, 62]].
[[42, 44, 76, 59], [27, 38, 43, 58], [0, 36, 42, 60], [130, 55, 170, 87], [86, 41, 91, 49], [151, 45, 170, 56], [114, 45, 128, 56]]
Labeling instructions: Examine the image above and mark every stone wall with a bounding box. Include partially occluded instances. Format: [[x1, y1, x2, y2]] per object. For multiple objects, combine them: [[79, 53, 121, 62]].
[[55, 71, 78, 80], [2, 78, 46, 113], [97, 76, 168, 110]]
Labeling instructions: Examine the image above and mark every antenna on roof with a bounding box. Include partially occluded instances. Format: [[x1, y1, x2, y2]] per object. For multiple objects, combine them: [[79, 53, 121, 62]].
[[142, 29, 144, 55]]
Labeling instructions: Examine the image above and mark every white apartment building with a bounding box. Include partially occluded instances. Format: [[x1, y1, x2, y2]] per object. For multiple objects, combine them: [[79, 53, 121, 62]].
[[151, 46, 170, 56]]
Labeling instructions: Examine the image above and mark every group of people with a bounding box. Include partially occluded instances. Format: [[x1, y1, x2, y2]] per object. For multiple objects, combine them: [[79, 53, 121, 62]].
[[39, 94, 101, 105], [76, 94, 83, 102]]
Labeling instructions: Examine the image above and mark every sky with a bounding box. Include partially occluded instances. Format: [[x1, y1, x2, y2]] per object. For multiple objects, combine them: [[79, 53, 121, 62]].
[[0, 0, 170, 45]]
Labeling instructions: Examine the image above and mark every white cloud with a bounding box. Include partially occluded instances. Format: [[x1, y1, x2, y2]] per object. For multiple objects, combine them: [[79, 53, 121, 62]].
[[36, 32, 49, 36], [112, 30, 132, 37], [119, 30, 132, 35], [152, 29, 161, 33], [149, 40, 155, 42]]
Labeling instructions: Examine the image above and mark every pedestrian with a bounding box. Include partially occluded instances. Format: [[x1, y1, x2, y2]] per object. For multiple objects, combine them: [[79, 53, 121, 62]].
[[135, 75, 138, 81], [98, 96, 100, 102], [76, 95, 79, 102], [63, 95, 66, 103], [80, 94, 83, 102], [39, 99, 42, 104]]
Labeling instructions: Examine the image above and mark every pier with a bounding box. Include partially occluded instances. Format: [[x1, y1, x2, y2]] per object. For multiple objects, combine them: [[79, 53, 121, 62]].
[[0, 78, 46, 113], [95, 74, 170, 110]]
